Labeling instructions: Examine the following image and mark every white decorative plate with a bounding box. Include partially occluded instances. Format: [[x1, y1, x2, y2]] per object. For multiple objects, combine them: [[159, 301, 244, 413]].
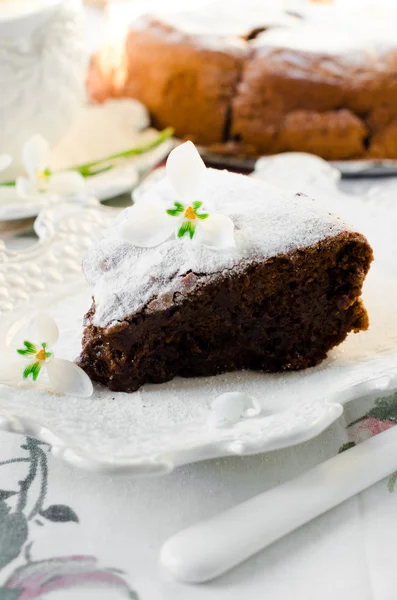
[[200, 150, 397, 177], [1, 156, 397, 475], [0, 99, 174, 222]]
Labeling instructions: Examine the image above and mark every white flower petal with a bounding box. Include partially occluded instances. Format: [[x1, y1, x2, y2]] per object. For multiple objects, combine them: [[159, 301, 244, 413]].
[[0, 154, 12, 172], [166, 141, 207, 203], [29, 313, 59, 347], [120, 201, 178, 248], [0, 355, 24, 385], [22, 134, 50, 179], [47, 171, 86, 196], [16, 176, 38, 199], [196, 213, 236, 250], [46, 358, 93, 397]]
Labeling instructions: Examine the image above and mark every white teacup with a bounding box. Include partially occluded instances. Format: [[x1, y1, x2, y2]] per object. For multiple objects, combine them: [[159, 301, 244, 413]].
[[0, 0, 88, 167]]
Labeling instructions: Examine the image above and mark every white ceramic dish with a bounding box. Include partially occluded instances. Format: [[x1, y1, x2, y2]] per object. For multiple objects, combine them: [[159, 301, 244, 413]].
[[1, 156, 397, 475], [200, 150, 397, 177], [0, 100, 174, 222]]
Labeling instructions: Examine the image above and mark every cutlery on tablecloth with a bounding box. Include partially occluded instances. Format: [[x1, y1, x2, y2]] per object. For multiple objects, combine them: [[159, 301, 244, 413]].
[[160, 424, 397, 583]]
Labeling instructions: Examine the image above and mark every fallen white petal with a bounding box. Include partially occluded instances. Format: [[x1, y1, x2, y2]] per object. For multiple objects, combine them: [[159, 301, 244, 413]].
[[46, 358, 93, 397], [209, 392, 262, 428], [209, 392, 246, 428], [120, 201, 177, 248], [29, 313, 59, 347], [166, 141, 207, 203], [0, 154, 12, 172], [22, 134, 50, 179], [47, 171, 86, 196], [15, 176, 38, 199], [197, 213, 236, 250]]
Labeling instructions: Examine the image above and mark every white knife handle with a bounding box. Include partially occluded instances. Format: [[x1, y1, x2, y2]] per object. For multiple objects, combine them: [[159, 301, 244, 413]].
[[160, 424, 397, 583]]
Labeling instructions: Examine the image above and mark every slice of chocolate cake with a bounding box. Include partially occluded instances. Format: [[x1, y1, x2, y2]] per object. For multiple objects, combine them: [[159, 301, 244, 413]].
[[78, 143, 373, 393]]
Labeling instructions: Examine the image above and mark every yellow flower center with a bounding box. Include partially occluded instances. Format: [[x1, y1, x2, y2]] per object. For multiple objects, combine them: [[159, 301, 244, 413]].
[[184, 206, 196, 220], [37, 170, 48, 181], [36, 349, 47, 361], [36, 170, 49, 191]]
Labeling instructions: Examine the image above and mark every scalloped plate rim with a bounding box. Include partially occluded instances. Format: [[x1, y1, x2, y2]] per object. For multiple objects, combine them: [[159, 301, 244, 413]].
[[2, 167, 397, 475], [1, 377, 396, 474], [0, 399, 346, 475]]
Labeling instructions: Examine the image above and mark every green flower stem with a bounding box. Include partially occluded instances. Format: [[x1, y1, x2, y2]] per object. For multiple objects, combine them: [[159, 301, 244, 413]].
[[28, 446, 48, 521], [16, 439, 40, 515], [0, 181, 15, 187], [0, 127, 174, 186], [0, 458, 30, 467], [69, 126, 174, 176], [346, 415, 370, 428]]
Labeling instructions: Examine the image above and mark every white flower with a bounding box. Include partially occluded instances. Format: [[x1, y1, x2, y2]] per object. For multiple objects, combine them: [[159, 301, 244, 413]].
[[0, 154, 12, 173], [120, 141, 235, 250], [0, 314, 93, 398], [16, 135, 85, 200]]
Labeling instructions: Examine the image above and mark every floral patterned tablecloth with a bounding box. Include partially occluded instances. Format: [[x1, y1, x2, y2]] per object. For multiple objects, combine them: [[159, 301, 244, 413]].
[[0, 390, 395, 600]]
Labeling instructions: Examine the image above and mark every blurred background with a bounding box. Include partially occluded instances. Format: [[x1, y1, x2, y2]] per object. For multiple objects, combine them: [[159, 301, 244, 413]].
[[2, 0, 397, 234]]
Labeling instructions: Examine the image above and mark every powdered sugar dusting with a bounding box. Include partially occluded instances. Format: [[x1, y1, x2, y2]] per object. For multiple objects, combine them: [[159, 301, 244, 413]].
[[83, 169, 350, 328], [254, 19, 397, 58], [151, 1, 299, 40], [128, 1, 397, 63]]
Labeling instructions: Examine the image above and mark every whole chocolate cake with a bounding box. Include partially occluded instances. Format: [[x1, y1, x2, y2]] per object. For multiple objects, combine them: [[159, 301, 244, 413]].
[[88, 1, 397, 160], [78, 143, 373, 393]]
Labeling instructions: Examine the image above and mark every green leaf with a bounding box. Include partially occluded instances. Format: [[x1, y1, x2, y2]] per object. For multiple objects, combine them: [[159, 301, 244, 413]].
[[40, 504, 79, 523], [367, 395, 397, 423], [23, 364, 34, 380], [0, 502, 28, 571], [166, 202, 184, 217], [0, 491, 17, 501], [388, 472, 397, 493], [338, 441, 356, 454], [177, 221, 196, 240], [23, 362, 41, 382], [32, 363, 41, 381], [17, 341, 37, 357], [177, 221, 189, 238], [42, 343, 53, 360], [24, 341, 36, 353], [192, 201, 208, 220], [187, 221, 196, 239]]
